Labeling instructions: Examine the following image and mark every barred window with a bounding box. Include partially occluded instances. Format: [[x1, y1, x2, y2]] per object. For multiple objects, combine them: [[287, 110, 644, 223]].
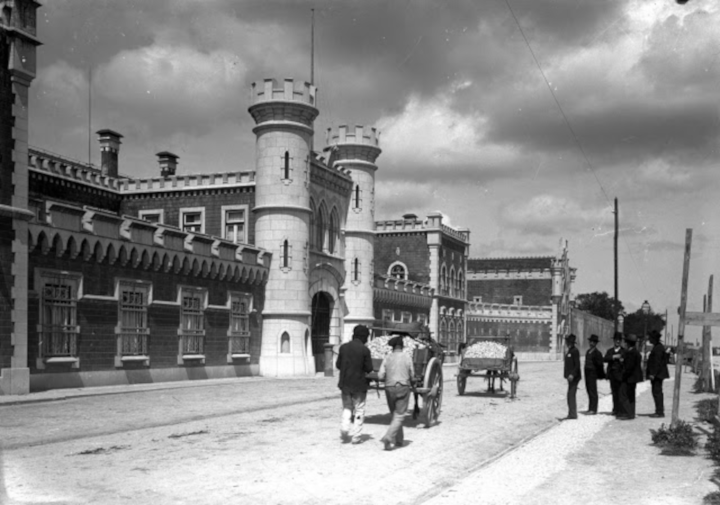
[[224, 208, 246, 244], [118, 282, 150, 356], [180, 288, 206, 355], [229, 293, 252, 356], [41, 280, 78, 357]]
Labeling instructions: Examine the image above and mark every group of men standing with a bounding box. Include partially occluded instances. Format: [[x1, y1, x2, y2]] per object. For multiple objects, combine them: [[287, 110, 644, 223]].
[[563, 330, 670, 420]]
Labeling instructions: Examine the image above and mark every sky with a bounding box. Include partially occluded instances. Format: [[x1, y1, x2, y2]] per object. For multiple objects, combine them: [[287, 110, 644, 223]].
[[30, 0, 720, 344]]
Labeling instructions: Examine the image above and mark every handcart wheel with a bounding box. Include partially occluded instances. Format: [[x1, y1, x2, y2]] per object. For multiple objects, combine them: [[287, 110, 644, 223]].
[[457, 373, 467, 396], [422, 358, 443, 428]]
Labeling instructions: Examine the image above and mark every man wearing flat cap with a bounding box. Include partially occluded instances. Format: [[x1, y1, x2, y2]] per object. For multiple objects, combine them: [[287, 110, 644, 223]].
[[583, 334, 605, 415], [646, 330, 670, 418], [604, 332, 626, 417], [618, 333, 644, 420], [562, 334, 581, 420], [336, 325, 373, 444], [378, 333, 415, 450]]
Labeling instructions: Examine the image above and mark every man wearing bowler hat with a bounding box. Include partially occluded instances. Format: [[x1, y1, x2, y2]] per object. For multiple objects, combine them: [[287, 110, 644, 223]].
[[583, 334, 605, 414], [618, 333, 644, 420], [646, 330, 670, 417], [562, 334, 581, 420], [604, 332, 626, 417]]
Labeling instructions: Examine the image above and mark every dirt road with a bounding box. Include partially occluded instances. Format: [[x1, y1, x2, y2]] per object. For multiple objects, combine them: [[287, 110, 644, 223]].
[[0, 362, 713, 504]]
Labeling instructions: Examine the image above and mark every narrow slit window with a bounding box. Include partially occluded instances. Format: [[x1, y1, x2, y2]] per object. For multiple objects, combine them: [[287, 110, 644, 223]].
[[284, 151, 290, 179]]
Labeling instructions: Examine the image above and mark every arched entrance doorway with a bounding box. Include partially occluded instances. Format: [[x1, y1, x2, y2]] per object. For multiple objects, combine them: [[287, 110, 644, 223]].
[[311, 292, 332, 372]]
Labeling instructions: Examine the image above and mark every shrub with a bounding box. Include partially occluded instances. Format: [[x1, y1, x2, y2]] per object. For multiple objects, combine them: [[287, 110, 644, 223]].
[[697, 398, 719, 424], [650, 420, 699, 455], [706, 425, 720, 464], [704, 491, 720, 505]]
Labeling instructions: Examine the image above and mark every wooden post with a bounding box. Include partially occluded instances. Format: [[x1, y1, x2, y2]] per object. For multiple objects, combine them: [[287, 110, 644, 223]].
[[614, 197, 619, 333], [704, 275, 714, 391], [671, 229, 692, 427]]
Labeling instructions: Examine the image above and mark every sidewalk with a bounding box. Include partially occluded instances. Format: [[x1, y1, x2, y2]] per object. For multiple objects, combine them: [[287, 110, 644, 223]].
[[425, 367, 717, 505]]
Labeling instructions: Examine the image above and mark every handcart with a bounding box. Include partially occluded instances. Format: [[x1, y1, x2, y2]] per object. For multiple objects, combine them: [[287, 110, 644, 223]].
[[456, 336, 519, 399], [366, 321, 445, 428]]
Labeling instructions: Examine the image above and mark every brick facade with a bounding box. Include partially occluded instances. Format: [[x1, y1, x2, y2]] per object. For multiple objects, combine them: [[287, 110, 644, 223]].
[[375, 233, 430, 284], [467, 278, 552, 306]]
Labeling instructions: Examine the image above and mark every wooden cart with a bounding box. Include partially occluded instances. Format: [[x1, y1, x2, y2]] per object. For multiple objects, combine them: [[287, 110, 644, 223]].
[[366, 321, 445, 428], [456, 336, 519, 399]]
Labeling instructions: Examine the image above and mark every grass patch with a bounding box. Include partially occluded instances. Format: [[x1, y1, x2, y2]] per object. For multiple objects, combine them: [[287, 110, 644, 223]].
[[76, 445, 129, 455], [650, 420, 698, 455], [168, 429, 209, 439], [697, 398, 719, 424], [704, 491, 720, 504]]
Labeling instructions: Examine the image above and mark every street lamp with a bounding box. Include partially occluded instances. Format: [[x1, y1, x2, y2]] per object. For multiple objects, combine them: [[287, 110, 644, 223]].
[[641, 300, 651, 371]]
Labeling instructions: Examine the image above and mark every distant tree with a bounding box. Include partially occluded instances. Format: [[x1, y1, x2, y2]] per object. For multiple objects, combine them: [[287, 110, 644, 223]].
[[575, 291, 624, 321], [622, 309, 666, 338]]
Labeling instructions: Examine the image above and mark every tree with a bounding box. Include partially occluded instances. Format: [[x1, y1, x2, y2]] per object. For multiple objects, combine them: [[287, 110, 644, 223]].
[[622, 309, 666, 337], [575, 291, 624, 321]]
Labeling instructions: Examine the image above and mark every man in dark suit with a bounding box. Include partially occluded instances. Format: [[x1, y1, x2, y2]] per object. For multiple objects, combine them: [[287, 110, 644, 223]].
[[618, 333, 644, 420], [336, 325, 374, 444], [583, 334, 606, 414], [646, 329, 670, 418], [604, 332, 626, 417], [562, 333, 581, 420]]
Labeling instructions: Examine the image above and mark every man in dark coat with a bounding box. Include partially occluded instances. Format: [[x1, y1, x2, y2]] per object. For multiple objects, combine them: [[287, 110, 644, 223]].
[[562, 334, 581, 420], [618, 334, 644, 420], [604, 332, 626, 417], [336, 325, 373, 444], [583, 334, 606, 414], [646, 330, 670, 418]]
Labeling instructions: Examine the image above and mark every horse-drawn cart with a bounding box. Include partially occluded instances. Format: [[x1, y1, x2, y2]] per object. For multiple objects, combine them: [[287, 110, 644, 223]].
[[456, 336, 519, 398], [365, 321, 445, 428]]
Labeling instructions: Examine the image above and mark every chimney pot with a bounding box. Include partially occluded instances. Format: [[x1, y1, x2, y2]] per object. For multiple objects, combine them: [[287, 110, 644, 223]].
[[96, 129, 123, 178], [156, 151, 179, 177]]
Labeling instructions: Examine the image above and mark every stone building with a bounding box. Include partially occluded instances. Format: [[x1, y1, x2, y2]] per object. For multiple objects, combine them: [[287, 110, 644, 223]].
[[0, 1, 472, 393], [465, 241, 575, 359]]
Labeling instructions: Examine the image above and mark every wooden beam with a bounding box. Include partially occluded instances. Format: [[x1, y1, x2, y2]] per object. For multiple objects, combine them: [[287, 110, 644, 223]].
[[685, 311, 720, 327], [672, 229, 692, 426]]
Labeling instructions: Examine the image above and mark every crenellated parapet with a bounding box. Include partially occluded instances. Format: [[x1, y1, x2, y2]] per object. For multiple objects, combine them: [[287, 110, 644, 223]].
[[29, 147, 121, 191], [248, 78, 318, 131], [325, 125, 381, 167], [119, 171, 256, 194], [29, 200, 271, 284]]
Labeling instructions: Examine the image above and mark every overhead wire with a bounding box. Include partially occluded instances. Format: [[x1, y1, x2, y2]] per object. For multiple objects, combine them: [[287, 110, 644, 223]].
[[503, 0, 649, 295]]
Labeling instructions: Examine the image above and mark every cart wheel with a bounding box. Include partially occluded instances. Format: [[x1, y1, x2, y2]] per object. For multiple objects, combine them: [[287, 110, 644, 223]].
[[510, 357, 519, 399], [422, 358, 443, 428], [457, 373, 467, 396]]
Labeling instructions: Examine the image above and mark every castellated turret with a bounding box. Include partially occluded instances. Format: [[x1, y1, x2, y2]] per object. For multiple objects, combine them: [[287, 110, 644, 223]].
[[325, 125, 382, 343], [249, 78, 318, 377]]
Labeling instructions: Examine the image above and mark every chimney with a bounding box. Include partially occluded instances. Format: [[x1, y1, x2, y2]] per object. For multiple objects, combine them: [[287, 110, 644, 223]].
[[403, 213, 418, 221], [156, 151, 179, 177], [96, 129, 123, 178]]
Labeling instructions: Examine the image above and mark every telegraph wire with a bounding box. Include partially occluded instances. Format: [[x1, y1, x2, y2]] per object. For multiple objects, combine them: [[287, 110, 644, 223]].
[[503, 0, 648, 295]]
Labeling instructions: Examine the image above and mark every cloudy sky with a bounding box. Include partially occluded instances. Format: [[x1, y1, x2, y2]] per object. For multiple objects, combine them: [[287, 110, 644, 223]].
[[32, 0, 719, 343]]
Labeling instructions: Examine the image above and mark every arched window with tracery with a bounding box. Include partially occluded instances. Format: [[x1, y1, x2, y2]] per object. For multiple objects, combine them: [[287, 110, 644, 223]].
[[440, 265, 448, 296], [449, 267, 456, 297], [316, 203, 327, 251], [309, 199, 316, 250], [448, 320, 456, 353], [458, 270, 464, 299], [328, 208, 338, 254], [440, 318, 448, 347]]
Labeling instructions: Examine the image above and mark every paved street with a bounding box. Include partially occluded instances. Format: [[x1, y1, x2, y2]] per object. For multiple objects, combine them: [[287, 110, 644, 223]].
[[0, 362, 715, 504]]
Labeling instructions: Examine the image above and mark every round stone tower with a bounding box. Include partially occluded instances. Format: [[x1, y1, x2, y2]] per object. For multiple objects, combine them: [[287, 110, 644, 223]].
[[249, 78, 318, 376], [325, 125, 381, 342]]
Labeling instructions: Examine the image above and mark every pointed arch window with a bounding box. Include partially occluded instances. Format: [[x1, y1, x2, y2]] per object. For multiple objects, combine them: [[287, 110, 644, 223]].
[[328, 208, 338, 254], [316, 203, 327, 252], [449, 267, 456, 297], [352, 257, 361, 284], [309, 199, 316, 250], [440, 265, 448, 296], [281, 240, 292, 270], [353, 185, 362, 210], [283, 151, 291, 180], [458, 270, 464, 299]]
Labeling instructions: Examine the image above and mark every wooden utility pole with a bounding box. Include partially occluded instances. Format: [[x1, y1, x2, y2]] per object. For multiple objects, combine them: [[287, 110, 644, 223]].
[[614, 197, 619, 333], [701, 275, 714, 391], [671, 229, 692, 426]]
